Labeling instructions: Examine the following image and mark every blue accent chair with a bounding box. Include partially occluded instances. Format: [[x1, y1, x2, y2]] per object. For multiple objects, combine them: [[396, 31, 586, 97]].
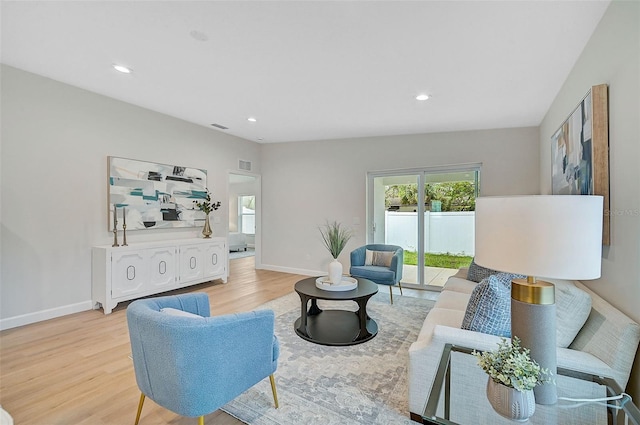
[[126, 293, 279, 425], [350, 244, 404, 304]]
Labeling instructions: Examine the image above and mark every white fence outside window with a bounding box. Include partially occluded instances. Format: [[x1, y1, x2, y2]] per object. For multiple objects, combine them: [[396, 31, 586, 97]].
[[384, 211, 475, 256]]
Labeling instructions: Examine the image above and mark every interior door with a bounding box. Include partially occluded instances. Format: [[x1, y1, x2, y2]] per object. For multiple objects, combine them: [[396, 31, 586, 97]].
[[228, 172, 260, 266]]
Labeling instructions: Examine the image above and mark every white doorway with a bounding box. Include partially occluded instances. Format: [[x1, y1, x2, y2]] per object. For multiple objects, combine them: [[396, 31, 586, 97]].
[[228, 172, 260, 266]]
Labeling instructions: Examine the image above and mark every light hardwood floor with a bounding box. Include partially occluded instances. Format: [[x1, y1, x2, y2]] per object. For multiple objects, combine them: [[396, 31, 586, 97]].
[[0, 257, 437, 425]]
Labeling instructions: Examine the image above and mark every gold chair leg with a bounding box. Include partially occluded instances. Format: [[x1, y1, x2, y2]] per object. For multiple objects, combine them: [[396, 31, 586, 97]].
[[198, 416, 204, 425], [398, 281, 403, 296], [389, 286, 394, 304], [269, 374, 279, 408], [134, 393, 145, 425]]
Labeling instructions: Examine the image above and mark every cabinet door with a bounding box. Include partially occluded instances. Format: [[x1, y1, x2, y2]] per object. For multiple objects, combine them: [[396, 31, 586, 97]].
[[203, 241, 225, 278], [179, 245, 204, 283], [111, 251, 148, 299], [148, 246, 176, 289]]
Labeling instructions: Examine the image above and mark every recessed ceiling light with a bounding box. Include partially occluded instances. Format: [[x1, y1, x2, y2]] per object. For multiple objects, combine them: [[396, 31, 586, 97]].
[[113, 64, 132, 74], [416, 94, 430, 101], [248, 117, 257, 122]]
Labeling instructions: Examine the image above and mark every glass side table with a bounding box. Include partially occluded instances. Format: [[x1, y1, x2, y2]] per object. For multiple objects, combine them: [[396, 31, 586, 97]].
[[421, 344, 640, 425]]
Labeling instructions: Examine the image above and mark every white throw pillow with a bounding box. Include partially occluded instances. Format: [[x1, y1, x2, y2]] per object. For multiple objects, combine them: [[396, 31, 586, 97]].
[[365, 249, 375, 265], [554, 280, 592, 348], [365, 249, 394, 267], [160, 307, 204, 319]]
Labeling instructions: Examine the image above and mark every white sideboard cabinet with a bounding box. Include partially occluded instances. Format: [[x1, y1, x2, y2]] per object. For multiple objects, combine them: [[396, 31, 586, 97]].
[[92, 237, 227, 314]]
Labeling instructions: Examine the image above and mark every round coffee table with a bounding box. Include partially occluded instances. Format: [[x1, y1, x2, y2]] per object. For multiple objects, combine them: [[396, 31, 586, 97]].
[[294, 276, 378, 346]]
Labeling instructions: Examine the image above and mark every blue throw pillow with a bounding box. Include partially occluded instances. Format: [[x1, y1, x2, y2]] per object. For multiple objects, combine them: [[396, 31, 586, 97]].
[[461, 273, 525, 337], [467, 258, 501, 283]]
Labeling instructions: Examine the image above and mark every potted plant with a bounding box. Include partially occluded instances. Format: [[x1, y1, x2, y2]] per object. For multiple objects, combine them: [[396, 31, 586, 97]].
[[319, 220, 353, 284], [473, 337, 551, 421], [193, 189, 221, 238]]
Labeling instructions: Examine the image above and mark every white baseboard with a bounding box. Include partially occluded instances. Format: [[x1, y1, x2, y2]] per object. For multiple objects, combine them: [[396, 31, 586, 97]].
[[0, 300, 93, 331], [259, 263, 322, 277]]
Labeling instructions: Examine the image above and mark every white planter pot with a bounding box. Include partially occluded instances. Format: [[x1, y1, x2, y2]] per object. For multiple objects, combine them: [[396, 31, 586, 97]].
[[328, 259, 343, 284], [486, 377, 535, 422]]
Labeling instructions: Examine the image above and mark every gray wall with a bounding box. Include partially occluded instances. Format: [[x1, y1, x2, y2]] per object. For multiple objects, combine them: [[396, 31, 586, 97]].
[[0, 65, 261, 327], [538, 0, 640, 397], [260, 127, 540, 275]]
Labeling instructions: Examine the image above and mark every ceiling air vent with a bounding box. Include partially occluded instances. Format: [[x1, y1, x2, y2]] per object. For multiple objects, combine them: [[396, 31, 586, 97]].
[[238, 159, 252, 171], [210, 123, 229, 130]]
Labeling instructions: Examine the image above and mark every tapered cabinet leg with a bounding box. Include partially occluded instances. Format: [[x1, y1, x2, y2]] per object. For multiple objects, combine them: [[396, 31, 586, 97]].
[[134, 393, 145, 425], [269, 374, 279, 408]]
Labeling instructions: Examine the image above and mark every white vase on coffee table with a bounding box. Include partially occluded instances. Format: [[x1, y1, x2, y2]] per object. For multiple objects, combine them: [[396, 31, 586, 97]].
[[328, 258, 343, 284]]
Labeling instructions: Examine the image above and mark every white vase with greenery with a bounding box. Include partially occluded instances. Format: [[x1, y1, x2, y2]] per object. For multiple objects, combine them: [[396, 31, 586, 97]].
[[473, 337, 551, 421], [319, 221, 353, 284]]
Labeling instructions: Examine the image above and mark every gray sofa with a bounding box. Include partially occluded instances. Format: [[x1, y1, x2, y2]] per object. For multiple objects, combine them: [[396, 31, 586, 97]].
[[408, 268, 640, 417]]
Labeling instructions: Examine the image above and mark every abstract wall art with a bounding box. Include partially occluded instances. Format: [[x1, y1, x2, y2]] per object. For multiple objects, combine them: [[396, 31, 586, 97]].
[[551, 84, 609, 245], [108, 157, 208, 231]]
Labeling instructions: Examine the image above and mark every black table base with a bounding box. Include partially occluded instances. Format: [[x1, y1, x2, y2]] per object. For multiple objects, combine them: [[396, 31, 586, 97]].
[[294, 308, 378, 346], [293, 277, 378, 346]]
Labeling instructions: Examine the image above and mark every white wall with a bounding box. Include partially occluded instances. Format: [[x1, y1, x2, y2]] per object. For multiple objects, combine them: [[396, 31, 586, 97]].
[[0, 65, 261, 328], [260, 127, 539, 276], [539, 0, 640, 396]]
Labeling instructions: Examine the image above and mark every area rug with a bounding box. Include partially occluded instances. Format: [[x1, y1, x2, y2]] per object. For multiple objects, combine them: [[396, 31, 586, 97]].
[[221, 291, 435, 424], [229, 248, 255, 260]]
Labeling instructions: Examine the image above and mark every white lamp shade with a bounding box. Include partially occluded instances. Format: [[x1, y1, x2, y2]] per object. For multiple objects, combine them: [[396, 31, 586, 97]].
[[475, 195, 603, 280]]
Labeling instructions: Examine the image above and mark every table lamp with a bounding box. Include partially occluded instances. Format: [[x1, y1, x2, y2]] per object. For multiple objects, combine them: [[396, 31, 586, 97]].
[[474, 195, 603, 405]]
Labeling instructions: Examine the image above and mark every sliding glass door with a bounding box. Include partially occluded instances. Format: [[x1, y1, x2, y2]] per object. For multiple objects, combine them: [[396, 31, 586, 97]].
[[370, 173, 421, 284], [367, 165, 479, 289]]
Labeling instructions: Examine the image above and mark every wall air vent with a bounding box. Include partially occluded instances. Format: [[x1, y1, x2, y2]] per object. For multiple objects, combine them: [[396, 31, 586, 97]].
[[210, 123, 229, 130], [238, 159, 252, 171]]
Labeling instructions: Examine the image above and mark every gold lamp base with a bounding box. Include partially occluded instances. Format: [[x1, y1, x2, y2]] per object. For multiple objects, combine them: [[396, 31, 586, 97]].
[[511, 277, 555, 305]]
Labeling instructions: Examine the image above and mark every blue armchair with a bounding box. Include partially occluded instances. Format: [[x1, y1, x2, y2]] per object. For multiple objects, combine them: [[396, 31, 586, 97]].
[[350, 244, 404, 304], [126, 293, 279, 425]]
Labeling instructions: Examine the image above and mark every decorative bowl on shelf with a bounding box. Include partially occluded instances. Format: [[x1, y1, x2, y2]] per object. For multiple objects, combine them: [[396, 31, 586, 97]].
[[315, 276, 358, 291]]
